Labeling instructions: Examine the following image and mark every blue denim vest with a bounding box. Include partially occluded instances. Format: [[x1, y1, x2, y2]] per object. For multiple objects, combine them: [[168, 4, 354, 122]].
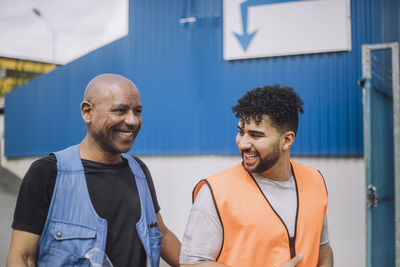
[[37, 144, 161, 267]]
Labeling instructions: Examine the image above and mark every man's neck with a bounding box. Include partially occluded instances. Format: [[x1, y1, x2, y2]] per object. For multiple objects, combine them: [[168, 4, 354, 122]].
[[80, 137, 123, 164], [259, 155, 292, 182]]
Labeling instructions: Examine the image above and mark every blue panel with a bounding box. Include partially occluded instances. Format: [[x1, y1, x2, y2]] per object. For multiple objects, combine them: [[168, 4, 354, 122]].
[[4, 0, 400, 157], [364, 50, 395, 265], [126, 0, 398, 156]]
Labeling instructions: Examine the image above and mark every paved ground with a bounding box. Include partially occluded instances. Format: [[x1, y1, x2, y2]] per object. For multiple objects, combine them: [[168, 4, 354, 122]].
[[0, 167, 21, 265]]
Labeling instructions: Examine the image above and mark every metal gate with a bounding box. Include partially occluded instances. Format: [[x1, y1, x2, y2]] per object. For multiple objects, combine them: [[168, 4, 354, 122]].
[[361, 42, 400, 267]]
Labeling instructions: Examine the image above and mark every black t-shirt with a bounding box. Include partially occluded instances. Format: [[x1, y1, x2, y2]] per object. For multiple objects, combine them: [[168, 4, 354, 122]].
[[12, 154, 160, 267]]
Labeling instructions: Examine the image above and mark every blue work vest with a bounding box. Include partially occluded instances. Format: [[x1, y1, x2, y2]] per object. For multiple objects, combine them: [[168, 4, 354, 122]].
[[37, 144, 162, 267]]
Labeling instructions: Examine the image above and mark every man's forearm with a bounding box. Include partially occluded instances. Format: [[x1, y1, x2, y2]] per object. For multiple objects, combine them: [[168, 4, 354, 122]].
[[180, 255, 304, 267], [318, 244, 333, 267], [6, 253, 36, 267], [157, 212, 181, 267], [7, 230, 39, 267], [180, 261, 228, 267], [161, 228, 181, 267]]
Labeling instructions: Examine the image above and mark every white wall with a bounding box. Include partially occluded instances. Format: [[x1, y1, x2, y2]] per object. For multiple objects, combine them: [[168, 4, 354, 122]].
[[0, 128, 365, 267]]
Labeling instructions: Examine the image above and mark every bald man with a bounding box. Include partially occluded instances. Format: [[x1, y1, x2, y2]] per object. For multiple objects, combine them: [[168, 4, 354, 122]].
[[7, 74, 181, 267]]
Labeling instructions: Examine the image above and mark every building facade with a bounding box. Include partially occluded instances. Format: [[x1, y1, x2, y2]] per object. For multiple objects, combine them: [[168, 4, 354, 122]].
[[2, 0, 399, 266]]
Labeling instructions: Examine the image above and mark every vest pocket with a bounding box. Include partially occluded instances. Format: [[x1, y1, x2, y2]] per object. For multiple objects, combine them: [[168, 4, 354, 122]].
[[149, 231, 162, 267], [48, 220, 97, 261], [150, 231, 162, 249]]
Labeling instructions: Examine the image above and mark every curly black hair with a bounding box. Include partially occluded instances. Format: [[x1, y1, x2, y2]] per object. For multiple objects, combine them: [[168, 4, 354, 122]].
[[232, 85, 304, 135]]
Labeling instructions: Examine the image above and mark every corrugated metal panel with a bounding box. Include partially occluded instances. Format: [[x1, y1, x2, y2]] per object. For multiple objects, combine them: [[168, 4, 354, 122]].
[[127, 0, 399, 156], [4, 0, 400, 157]]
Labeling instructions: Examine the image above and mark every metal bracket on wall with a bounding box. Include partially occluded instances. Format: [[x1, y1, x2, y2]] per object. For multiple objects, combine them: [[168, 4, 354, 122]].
[[179, 16, 196, 24], [367, 184, 378, 208], [367, 183, 395, 209], [179, 0, 220, 26]]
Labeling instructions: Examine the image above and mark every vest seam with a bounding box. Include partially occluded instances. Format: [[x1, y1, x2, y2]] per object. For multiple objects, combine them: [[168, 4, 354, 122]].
[[204, 180, 225, 262], [39, 168, 62, 248], [192, 179, 206, 203], [290, 163, 299, 258], [48, 219, 97, 231], [317, 170, 329, 196], [249, 169, 297, 258]]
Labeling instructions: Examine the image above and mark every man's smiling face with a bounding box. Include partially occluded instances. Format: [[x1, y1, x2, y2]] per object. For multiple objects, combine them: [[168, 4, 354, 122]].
[[88, 81, 142, 155], [235, 115, 282, 174]]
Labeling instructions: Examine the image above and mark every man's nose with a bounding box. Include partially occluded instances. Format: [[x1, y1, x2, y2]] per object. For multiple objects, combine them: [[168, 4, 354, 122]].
[[237, 134, 251, 150], [124, 111, 139, 125]]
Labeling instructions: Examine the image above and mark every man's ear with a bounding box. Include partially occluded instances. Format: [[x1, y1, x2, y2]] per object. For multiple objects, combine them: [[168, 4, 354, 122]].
[[281, 131, 295, 151], [81, 101, 93, 123]]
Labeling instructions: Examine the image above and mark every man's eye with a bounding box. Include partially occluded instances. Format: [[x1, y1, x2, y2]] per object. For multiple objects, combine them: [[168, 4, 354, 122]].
[[114, 109, 126, 114], [134, 109, 142, 115], [238, 130, 244, 136]]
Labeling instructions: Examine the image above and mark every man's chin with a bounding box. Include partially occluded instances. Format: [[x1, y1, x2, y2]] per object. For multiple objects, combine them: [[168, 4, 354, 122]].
[[114, 143, 134, 154], [241, 161, 257, 173], [121, 146, 133, 153]]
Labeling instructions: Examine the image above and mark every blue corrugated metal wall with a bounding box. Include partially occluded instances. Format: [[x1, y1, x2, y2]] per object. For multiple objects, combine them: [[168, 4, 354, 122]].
[[5, 38, 131, 157], [4, 0, 400, 157]]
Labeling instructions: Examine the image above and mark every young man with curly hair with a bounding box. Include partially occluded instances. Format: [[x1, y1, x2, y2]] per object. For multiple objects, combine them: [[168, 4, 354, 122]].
[[179, 85, 333, 267]]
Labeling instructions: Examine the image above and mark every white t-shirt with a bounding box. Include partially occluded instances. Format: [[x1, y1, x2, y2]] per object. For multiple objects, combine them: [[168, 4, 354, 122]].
[[180, 173, 330, 264]]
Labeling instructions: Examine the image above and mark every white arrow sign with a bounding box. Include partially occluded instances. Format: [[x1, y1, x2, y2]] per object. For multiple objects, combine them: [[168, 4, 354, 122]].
[[223, 0, 352, 60]]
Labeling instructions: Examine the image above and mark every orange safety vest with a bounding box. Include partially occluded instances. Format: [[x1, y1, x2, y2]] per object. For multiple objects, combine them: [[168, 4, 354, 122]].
[[193, 160, 328, 267]]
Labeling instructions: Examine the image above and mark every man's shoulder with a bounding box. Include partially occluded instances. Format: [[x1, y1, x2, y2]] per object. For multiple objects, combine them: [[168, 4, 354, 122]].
[[130, 155, 145, 167], [127, 155, 151, 176], [21, 154, 57, 188], [291, 160, 321, 176], [207, 162, 246, 181], [29, 154, 57, 170]]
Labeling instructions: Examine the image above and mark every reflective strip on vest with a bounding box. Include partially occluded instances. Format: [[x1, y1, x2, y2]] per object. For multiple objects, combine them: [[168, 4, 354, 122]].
[[193, 160, 328, 267]]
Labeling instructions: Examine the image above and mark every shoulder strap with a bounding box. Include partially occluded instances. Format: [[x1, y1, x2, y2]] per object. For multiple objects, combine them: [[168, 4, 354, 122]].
[[54, 144, 83, 171], [121, 154, 146, 179]]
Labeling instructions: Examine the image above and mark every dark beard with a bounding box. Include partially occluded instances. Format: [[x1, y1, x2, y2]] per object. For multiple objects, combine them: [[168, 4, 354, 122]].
[[242, 142, 280, 173]]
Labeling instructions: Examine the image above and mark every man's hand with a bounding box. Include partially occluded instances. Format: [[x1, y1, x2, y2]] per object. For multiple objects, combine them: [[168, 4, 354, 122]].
[[281, 254, 303, 267]]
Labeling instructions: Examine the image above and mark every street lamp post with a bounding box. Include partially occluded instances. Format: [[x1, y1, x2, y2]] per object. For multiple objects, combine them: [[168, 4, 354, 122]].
[[32, 7, 57, 65]]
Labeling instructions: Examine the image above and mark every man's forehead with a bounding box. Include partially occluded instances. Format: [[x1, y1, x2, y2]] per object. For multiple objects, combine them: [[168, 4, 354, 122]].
[[101, 95, 141, 107], [238, 119, 258, 129], [238, 116, 279, 134], [94, 83, 139, 103], [239, 115, 271, 125], [110, 101, 142, 108], [85, 75, 138, 99]]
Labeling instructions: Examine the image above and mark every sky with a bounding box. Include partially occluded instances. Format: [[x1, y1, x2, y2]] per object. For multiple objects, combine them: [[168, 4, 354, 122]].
[[0, 0, 128, 65]]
